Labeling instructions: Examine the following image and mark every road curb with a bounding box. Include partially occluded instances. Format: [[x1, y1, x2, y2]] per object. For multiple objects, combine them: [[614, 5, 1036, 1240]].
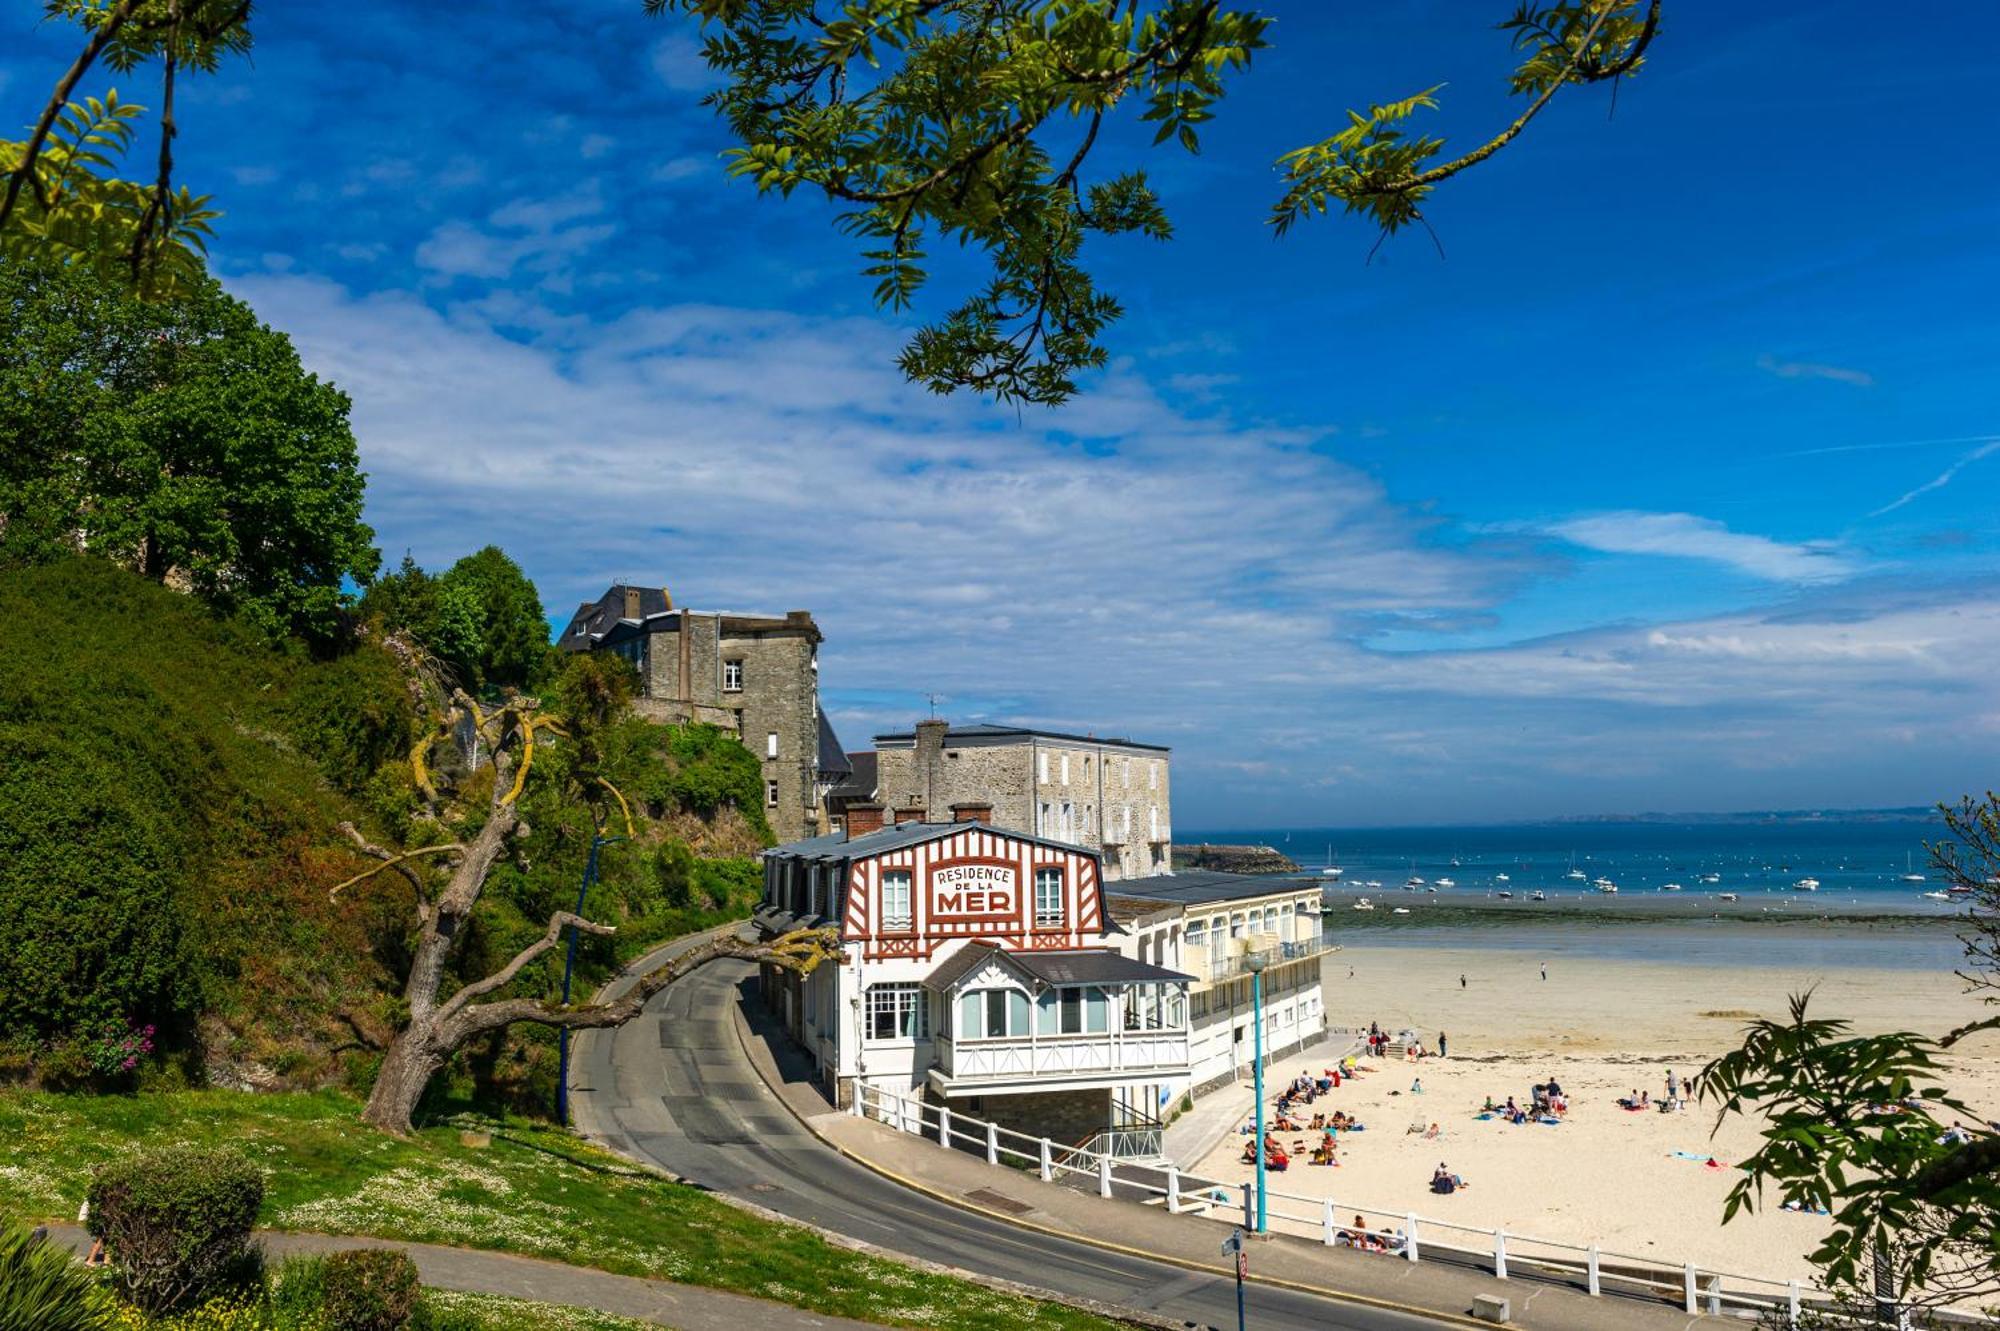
[[728, 999, 1503, 1331]]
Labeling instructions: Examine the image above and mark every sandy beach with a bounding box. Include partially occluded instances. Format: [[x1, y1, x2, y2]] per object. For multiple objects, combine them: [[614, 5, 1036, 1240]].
[[1187, 937, 2000, 1285]]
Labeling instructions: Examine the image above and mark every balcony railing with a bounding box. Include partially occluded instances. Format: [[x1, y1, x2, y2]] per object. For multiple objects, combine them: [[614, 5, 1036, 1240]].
[[933, 1027, 1191, 1090], [1185, 932, 1333, 984]]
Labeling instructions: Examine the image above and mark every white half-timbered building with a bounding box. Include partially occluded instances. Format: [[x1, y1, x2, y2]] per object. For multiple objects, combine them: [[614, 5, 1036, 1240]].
[[755, 813, 1194, 1146]]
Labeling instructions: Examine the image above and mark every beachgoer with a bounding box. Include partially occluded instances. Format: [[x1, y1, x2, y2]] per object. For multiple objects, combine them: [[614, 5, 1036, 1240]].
[[1459, 973, 1467, 989], [79, 1199, 103, 1267], [1438, 1031, 1447, 1058], [1540, 962, 1547, 981], [1411, 1077, 1424, 1095]]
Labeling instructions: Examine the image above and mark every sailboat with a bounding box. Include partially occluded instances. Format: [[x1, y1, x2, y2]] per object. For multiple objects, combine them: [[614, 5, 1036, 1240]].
[[1320, 843, 1344, 879], [1900, 852, 1925, 883], [1564, 851, 1587, 881]]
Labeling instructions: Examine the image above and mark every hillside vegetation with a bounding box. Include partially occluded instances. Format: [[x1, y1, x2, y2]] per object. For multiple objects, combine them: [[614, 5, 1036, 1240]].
[[0, 557, 770, 1110]]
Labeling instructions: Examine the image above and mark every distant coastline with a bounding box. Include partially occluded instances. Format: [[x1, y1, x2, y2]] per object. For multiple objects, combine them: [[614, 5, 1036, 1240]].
[[1540, 805, 1942, 827]]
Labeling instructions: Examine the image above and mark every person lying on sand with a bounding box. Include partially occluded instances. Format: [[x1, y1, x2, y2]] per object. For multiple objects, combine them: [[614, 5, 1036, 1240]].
[[1423, 1122, 1441, 1140]]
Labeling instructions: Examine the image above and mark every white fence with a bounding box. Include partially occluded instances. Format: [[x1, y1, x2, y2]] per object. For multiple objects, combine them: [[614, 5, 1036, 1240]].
[[852, 1081, 1822, 1322]]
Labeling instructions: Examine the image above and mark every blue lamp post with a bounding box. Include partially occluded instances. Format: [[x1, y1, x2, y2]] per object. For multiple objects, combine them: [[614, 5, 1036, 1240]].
[[556, 784, 635, 1127], [1246, 951, 1268, 1234]]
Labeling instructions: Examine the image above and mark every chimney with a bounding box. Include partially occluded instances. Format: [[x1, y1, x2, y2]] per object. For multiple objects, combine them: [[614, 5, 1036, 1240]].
[[893, 805, 927, 825], [845, 803, 884, 838], [951, 802, 993, 826], [622, 585, 642, 619], [914, 717, 948, 816]]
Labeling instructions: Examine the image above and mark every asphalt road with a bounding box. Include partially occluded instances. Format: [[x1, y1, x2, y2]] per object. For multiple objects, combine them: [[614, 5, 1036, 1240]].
[[572, 953, 1448, 1331]]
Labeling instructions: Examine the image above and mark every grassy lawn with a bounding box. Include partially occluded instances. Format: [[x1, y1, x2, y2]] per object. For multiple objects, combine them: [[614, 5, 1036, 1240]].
[[0, 1090, 1123, 1331]]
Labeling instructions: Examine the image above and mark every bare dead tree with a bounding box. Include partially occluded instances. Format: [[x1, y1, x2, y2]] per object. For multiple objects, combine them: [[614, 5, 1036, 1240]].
[[329, 689, 837, 1135]]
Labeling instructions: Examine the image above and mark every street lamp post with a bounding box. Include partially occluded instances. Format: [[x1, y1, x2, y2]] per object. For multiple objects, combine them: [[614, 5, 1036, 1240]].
[[555, 829, 625, 1126], [1246, 952, 1268, 1234]]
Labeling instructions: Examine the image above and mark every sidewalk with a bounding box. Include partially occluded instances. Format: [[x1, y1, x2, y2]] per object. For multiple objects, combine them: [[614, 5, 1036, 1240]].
[[43, 1226, 886, 1330], [733, 1003, 1724, 1331]]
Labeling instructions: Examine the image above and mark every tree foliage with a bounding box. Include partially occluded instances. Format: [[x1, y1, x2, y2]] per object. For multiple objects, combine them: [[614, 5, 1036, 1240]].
[[1, 0, 252, 298], [359, 548, 557, 694], [0, 255, 378, 643], [0, 558, 414, 1056], [649, 0, 1660, 404], [1702, 795, 2000, 1316], [0, 1222, 119, 1331]]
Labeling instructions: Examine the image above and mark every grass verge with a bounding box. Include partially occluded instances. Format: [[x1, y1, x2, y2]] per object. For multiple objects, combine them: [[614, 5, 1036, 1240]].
[[0, 1089, 1124, 1331]]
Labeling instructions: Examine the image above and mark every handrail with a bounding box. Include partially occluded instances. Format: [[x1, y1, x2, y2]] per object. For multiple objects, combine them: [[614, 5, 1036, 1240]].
[[849, 1080, 1826, 1322]]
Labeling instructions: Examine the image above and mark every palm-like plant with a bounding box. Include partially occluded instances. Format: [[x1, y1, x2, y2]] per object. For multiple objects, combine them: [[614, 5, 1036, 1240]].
[[0, 1223, 119, 1331]]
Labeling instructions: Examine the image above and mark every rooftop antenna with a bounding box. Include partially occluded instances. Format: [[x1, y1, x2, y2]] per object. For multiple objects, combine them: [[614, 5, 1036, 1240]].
[[923, 692, 945, 719]]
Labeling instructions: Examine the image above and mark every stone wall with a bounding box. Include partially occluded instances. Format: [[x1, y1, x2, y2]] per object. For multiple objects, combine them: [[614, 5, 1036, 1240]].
[[953, 1086, 1112, 1145]]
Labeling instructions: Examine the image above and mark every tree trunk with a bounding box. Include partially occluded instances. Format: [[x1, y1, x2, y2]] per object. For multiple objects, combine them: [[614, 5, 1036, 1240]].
[[359, 1022, 446, 1135]]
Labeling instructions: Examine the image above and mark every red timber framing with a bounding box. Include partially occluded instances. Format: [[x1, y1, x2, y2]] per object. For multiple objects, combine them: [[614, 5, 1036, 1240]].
[[842, 826, 1105, 961]]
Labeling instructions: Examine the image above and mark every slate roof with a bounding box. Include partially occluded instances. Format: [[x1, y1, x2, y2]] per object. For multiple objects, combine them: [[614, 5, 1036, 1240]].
[[1107, 869, 1320, 908], [557, 585, 671, 652], [826, 750, 878, 805], [923, 941, 1190, 990], [817, 713, 852, 782], [873, 722, 1168, 753], [763, 818, 1103, 866]]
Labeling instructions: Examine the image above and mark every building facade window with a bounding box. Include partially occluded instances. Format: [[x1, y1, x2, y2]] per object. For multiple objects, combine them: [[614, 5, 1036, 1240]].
[[881, 870, 913, 930], [1149, 760, 1159, 790], [1038, 750, 1049, 783], [865, 983, 929, 1041], [723, 659, 744, 692], [766, 731, 779, 758], [1033, 986, 1109, 1035], [765, 778, 779, 807], [1060, 753, 1070, 784], [960, 987, 1031, 1039], [1034, 867, 1065, 927], [1186, 919, 1207, 949]]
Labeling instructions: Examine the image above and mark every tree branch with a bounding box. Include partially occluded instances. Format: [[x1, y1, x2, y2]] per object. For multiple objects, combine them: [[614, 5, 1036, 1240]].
[[329, 830, 463, 901], [435, 909, 613, 1020], [440, 927, 839, 1046], [1908, 1134, 2000, 1202], [127, 0, 181, 285], [0, 0, 144, 233]]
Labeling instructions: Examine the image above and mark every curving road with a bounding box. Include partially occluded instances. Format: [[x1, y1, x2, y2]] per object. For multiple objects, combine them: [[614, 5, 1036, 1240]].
[[571, 951, 1447, 1331]]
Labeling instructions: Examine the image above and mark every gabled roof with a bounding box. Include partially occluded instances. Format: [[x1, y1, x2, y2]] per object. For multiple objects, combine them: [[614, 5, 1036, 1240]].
[[923, 941, 1190, 990], [557, 584, 671, 652], [827, 750, 878, 805], [874, 722, 1168, 754]]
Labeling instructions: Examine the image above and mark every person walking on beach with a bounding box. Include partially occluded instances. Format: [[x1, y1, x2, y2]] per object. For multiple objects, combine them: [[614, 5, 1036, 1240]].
[[1438, 1031, 1448, 1058], [1540, 961, 1548, 982], [1459, 973, 1467, 989]]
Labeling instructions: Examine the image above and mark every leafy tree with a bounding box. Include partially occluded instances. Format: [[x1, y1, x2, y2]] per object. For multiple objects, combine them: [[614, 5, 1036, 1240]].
[[359, 547, 555, 693], [1, 0, 251, 298], [0, 255, 377, 642], [649, 0, 1660, 404], [1703, 795, 2000, 1318]]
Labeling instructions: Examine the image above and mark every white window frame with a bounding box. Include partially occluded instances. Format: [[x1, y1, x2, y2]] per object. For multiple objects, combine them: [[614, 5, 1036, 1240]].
[[723, 659, 745, 692], [1060, 753, 1070, 784], [1149, 760, 1158, 790], [864, 983, 930, 1041], [1038, 750, 1049, 783], [880, 870, 913, 931], [1034, 867, 1065, 928], [766, 731, 779, 758], [765, 778, 779, 807]]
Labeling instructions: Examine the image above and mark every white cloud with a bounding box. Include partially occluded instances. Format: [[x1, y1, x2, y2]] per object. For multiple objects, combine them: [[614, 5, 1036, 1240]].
[[415, 187, 613, 283], [1546, 511, 1855, 583], [1757, 354, 1875, 388], [650, 155, 711, 184], [222, 274, 2000, 823], [579, 134, 616, 160]]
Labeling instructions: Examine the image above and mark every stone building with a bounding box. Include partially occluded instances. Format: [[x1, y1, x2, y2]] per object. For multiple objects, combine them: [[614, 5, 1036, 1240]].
[[870, 721, 1171, 881], [558, 583, 849, 843]]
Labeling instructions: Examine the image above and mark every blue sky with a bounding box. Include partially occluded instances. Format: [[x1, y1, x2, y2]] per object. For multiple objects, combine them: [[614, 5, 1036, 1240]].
[[7, 1, 1997, 826]]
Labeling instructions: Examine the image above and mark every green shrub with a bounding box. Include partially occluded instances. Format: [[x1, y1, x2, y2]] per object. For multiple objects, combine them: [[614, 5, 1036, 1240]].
[[0, 1222, 118, 1331], [268, 1253, 328, 1327], [320, 1249, 419, 1331], [87, 1147, 264, 1315]]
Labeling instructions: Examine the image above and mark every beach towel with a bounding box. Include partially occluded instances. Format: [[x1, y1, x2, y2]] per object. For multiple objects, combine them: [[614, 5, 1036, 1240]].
[[1538, 1116, 1560, 1126], [1473, 1112, 1494, 1120]]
